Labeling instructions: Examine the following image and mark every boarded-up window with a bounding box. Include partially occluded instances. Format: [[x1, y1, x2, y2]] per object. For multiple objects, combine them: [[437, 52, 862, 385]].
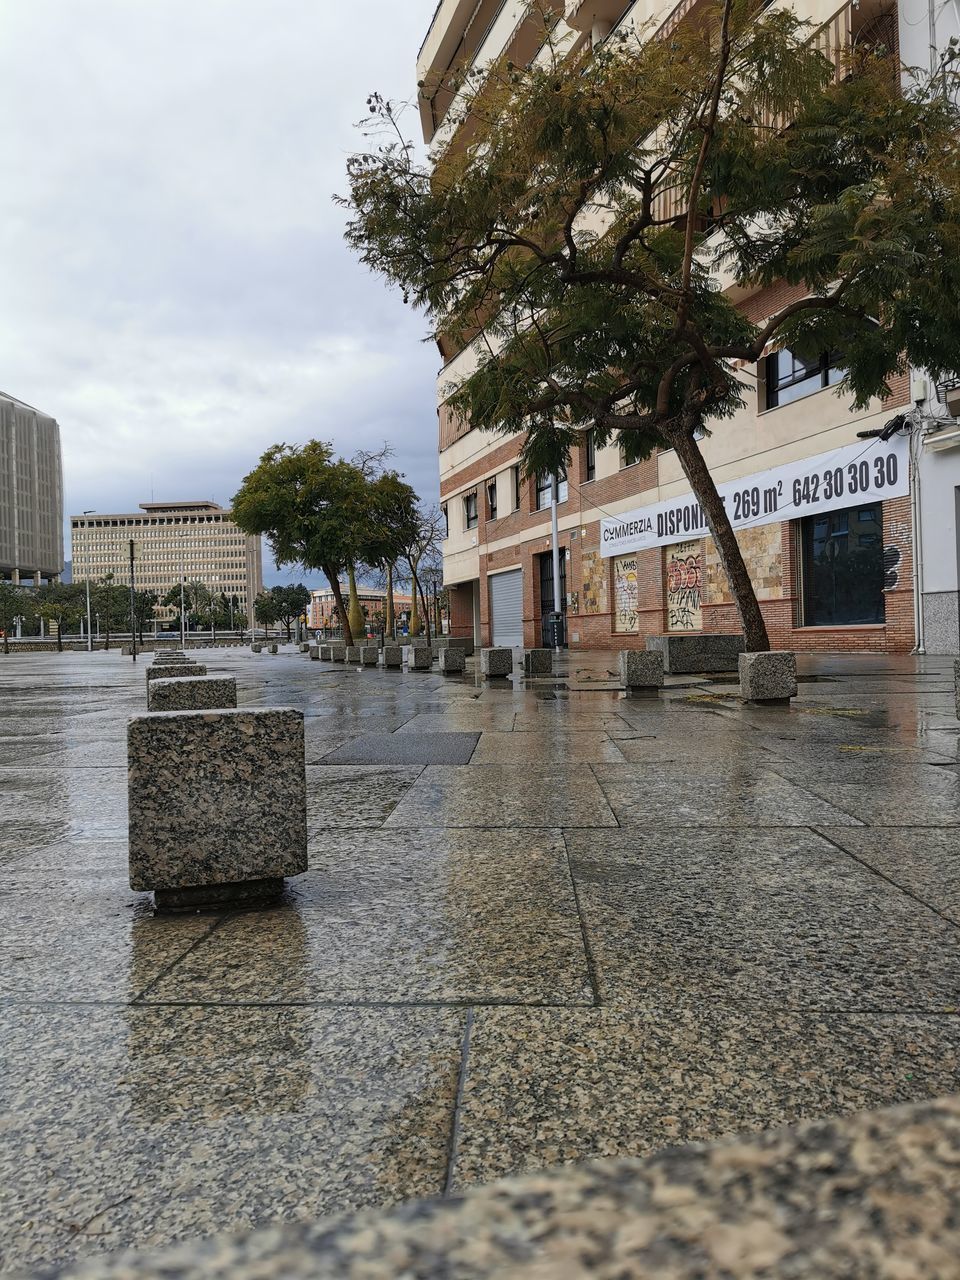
[[665, 540, 703, 632], [613, 555, 640, 633]]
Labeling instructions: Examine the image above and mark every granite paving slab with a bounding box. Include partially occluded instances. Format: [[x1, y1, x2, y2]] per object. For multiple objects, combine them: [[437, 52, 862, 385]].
[[817, 826, 960, 924], [319, 732, 480, 766], [592, 762, 865, 827], [452, 1004, 960, 1186], [143, 830, 592, 1006], [564, 827, 960, 1009], [383, 765, 618, 829], [0, 875, 219, 1001], [305, 765, 424, 829], [767, 761, 960, 825], [0, 1003, 462, 1275], [470, 731, 626, 764]]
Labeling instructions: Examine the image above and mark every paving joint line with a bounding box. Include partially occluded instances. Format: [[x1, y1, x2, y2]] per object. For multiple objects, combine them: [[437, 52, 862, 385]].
[[562, 831, 602, 1007], [129, 913, 236, 1003], [443, 1007, 474, 1198]]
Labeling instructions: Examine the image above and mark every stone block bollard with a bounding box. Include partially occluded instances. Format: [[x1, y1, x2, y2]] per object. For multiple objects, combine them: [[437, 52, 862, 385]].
[[269, 644, 278, 655], [147, 676, 238, 712], [481, 648, 513, 679], [128, 708, 307, 911], [406, 645, 433, 671], [345, 645, 362, 664], [251, 643, 262, 654], [955, 659, 960, 719], [309, 645, 319, 661], [381, 645, 403, 668], [739, 650, 798, 704], [299, 642, 310, 654], [146, 663, 207, 682], [358, 645, 379, 666], [523, 649, 553, 676], [646, 633, 745, 674], [619, 650, 664, 695], [329, 643, 347, 663], [438, 647, 466, 674]]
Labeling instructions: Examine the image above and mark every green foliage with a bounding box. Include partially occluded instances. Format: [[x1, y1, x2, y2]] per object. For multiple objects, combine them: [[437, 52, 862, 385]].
[[260, 584, 311, 640]]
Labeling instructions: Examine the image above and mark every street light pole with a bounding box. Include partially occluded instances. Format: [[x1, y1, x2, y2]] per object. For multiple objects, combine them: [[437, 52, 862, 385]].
[[128, 539, 137, 662], [82, 511, 95, 654], [550, 477, 562, 652]]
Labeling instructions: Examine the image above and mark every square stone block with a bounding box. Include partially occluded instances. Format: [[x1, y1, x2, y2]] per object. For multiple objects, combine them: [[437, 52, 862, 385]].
[[251, 644, 262, 654], [358, 645, 379, 666], [146, 664, 207, 682], [299, 642, 310, 653], [955, 659, 960, 719], [382, 645, 403, 668], [345, 645, 361, 664], [329, 643, 347, 663], [439, 647, 465, 674], [444, 636, 475, 656], [406, 645, 433, 670], [268, 644, 278, 654], [147, 676, 238, 712], [619, 650, 664, 689], [309, 645, 319, 660], [739, 650, 798, 702], [523, 649, 553, 676], [128, 708, 307, 908], [481, 648, 513, 678], [646, 633, 745, 674]]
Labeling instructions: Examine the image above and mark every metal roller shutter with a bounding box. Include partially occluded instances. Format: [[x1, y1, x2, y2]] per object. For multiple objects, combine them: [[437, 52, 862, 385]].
[[489, 568, 523, 648]]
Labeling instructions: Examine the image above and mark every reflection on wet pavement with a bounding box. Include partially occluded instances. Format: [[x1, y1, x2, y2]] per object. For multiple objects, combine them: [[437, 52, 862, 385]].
[[3, 646, 960, 1273]]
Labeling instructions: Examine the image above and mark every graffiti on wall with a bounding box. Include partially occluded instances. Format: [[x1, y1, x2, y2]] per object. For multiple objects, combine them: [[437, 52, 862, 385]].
[[883, 545, 901, 590], [581, 548, 608, 615], [666, 540, 703, 632], [613, 555, 640, 632]]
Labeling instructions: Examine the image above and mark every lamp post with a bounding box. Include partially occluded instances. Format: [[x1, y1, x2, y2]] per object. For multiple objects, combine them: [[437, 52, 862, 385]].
[[128, 539, 138, 662], [82, 512, 95, 653]]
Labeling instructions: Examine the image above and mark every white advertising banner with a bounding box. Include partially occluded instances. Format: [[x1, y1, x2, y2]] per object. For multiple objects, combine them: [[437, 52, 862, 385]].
[[599, 435, 909, 558]]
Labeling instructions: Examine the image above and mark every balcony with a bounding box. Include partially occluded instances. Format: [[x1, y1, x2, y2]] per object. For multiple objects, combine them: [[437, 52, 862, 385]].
[[564, 0, 633, 32]]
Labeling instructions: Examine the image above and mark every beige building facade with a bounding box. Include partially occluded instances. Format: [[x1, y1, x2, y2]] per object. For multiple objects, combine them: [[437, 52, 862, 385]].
[[417, 0, 922, 655], [0, 391, 64, 585], [70, 501, 263, 626]]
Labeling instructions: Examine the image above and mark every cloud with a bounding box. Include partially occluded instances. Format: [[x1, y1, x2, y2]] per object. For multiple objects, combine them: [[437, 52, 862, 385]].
[[0, 0, 440, 582]]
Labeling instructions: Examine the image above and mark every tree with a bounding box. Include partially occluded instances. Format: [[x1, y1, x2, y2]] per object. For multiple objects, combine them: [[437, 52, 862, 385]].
[[253, 591, 279, 638], [344, 0, 960, 651], [132, 590, 159, 644], [0, 583, 33, 654], [92, 574, 127, 651], [400, 505, 445, 641], [263, 584, 311, 642], [36, 583, 85, 652], [233, 440, 420, 649]]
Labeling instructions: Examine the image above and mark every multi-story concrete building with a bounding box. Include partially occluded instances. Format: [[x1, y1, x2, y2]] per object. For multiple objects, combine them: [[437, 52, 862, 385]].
[[70, 501, 263, 627], [309, 585, 416, 631], [417, 0, 937, 655], [0, 391, 64, 585]]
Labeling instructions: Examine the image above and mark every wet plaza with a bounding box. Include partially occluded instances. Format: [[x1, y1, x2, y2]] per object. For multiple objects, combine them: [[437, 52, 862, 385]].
[[2, 646, 960, 1275]]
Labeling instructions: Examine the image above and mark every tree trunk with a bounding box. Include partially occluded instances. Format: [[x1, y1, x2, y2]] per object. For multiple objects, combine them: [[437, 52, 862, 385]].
[[667, 425, 770, 652], [385, 563, 395, 638], [408, 568, 422, 636], [418, 578, 431, 643], [56, 622, 63, 652], [346, 564, 364, 638], [327, 571, 354, 648]]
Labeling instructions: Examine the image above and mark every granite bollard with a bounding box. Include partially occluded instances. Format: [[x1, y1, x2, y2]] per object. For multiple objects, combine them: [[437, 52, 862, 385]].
[[619, 649, 664, 694], [955, 659, 960, 719], [438, 647, 465, 674], [523, 648, 552, 676], [128, 708, 307, 911], [268, 644, 278, 655], [251, 643, 262, 654], [329, 643, 347, 663], [345, 645, 361, 664], [299, 642, 310, 654], [406, 645, 433, 671], [481, 648, 513, 678], [147, 675, 238, 712], [309, 645, 319, 660], [739, 650, 797, 703], [146, 663, 207, 682], [646, 632, 745, 674], [358, 645, 379, 666], [381, 645, 403, 668]]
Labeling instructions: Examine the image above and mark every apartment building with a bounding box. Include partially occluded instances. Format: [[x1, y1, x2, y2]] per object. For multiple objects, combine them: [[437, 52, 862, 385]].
[[0, 391, 64, 586], [416, 0, 946, 654], [70, 501, 263, 626], [309, 586, 416, 630]]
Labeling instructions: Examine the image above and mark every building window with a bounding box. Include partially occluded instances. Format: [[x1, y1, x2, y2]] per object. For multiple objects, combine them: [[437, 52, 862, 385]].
[[487, 479, 498, 521], [800, 503, 885, 626], [441, 504, 449, 538], [764, 348, 843, 410], [512, 465, 522, 511], [584, 430, 596, 482], [464, 491, 478, 529], [536, 471, 568, 510]]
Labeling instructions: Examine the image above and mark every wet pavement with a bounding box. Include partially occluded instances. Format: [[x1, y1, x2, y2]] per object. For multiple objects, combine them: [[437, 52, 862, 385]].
[[2, 645, 960, 1274]]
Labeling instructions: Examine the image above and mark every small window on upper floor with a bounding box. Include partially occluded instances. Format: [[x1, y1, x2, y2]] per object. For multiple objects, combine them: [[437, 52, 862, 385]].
[[512, 465, 522, 511], [763, 347, 844, 410], [584, 430, 596, 482], [464, 491, 478, 530], [441, 504, 449, 538], [487, 479, 498, 521], [535, 470, 568, 510]]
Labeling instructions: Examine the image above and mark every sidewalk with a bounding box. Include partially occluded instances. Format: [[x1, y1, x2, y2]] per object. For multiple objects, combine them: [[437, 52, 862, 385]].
[[2, 648, 959, 1274]]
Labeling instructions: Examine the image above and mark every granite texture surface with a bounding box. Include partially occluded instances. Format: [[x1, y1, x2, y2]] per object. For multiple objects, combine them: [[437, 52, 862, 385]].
[[319, 732, 479, 766], [127, 709, 307, 892], [619, 649, 664, 688], [438, 647, 465, 674], [268, 644, 278, 654], [329, 643, 346, 662], [646, 632, 745, 673], [480, 648, 513, 678], [251, 644, 262, 654], [146, 676, 238, 712], [309, 645, 319, 660], [522, 649, 552, 676], [381, 645, 404, 668], [27, 1095, 960, 1279], [740, 649, 798, 701], [358, 645, 379, 666], [345, 646, 361, 663], [406, 646, 433, 670], [384, 765, 617, 828], [145, 664, 207, 682], [318, 644, 332, 660]]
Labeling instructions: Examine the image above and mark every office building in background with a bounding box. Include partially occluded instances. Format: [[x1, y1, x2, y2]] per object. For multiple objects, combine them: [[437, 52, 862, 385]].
[[0, 391, 64, 585]]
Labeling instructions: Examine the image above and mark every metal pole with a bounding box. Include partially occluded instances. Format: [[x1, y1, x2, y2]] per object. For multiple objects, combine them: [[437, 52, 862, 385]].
[[551, 478, 562, 651], [85, 579, 92, 653], [129, 539, 137, 662]]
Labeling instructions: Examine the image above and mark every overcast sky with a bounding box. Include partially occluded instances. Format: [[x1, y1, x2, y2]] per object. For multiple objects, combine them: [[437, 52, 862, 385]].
[[0, 0, 440, 586]]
